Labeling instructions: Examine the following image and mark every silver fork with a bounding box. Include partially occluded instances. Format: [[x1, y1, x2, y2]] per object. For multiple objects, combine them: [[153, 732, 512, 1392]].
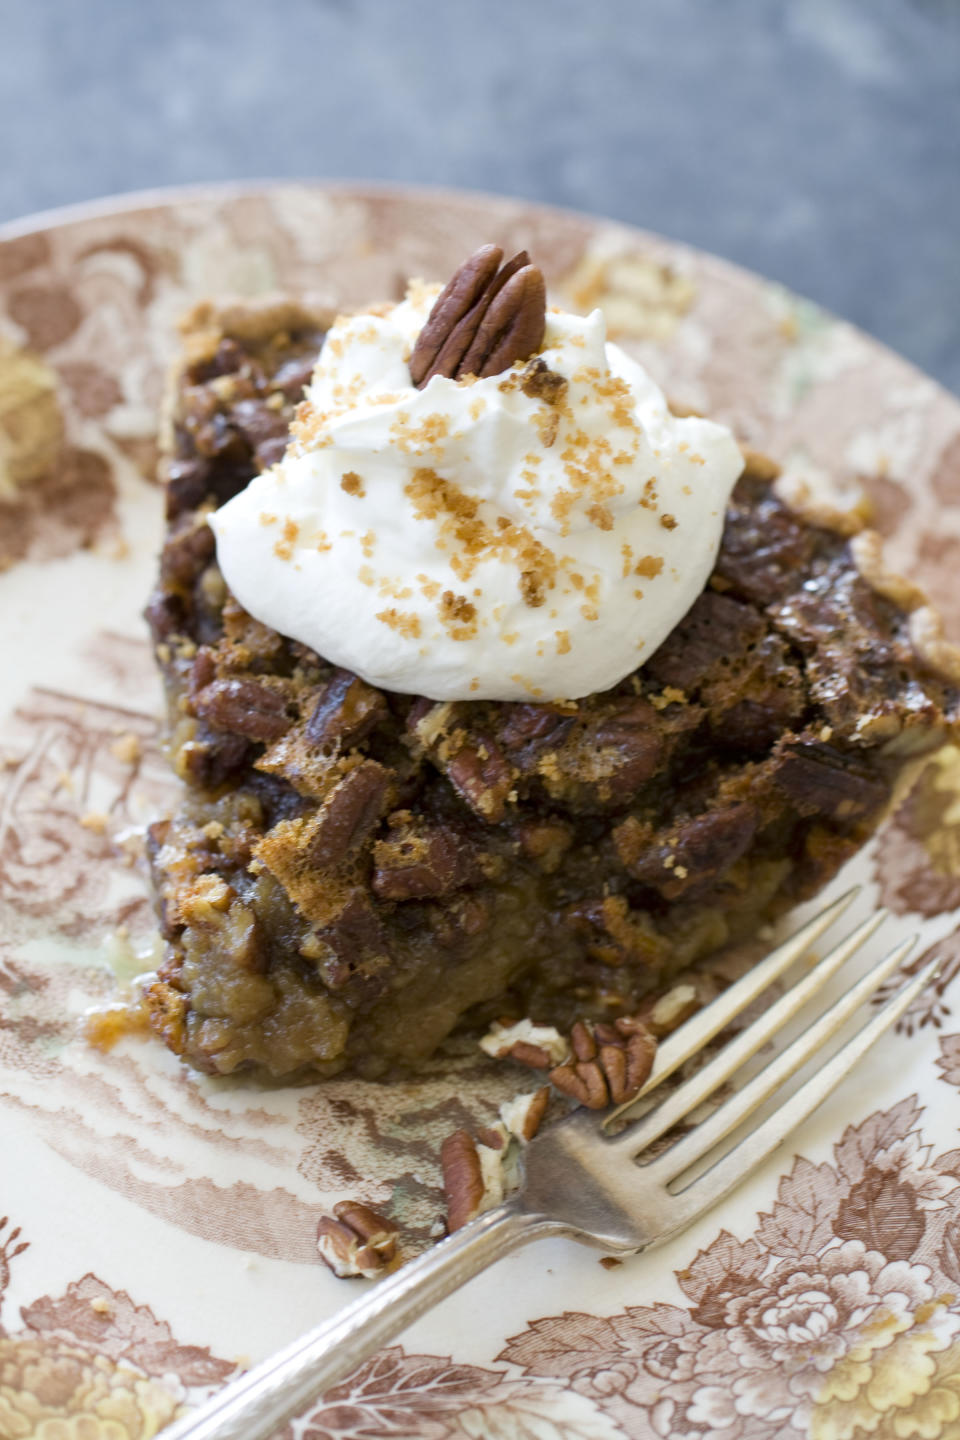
[[165, 891, 934, 1440]]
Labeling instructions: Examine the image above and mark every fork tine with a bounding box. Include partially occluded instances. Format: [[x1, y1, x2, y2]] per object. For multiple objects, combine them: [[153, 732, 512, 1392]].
[[608, 909, 893, 1152], [649, 935, 918, 1182], [663, 955, 937, 1233], [607, 887, 860, 1123]]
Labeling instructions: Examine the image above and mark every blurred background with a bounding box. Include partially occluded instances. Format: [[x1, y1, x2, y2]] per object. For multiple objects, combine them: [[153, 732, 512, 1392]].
[[1, 0, 957, 389]]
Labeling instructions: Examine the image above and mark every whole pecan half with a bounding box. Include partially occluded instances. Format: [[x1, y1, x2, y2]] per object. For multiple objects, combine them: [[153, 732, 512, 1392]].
[[409, 246, 546, 387]]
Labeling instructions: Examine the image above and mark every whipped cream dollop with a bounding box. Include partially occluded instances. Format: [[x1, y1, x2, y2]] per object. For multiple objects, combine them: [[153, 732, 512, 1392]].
[[211, 285, 744, 701]]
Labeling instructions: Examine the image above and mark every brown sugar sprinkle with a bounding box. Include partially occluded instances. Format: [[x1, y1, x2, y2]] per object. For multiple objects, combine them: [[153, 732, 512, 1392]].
[[405, 467, 558, 606], [587, 503, 614, 531], [406, 467, 478, 528], [519, 569, 548, 608], [549, 487, 576, 532], [389, 411, 451, 453], [660, 513, 678, 531], [650, 685, 687, 710], [273, 517, 299, 560], [588, 372, 638, 431], [259, 512, 278, 526], [375, 607, 422, 639], [532, 409, 561, 448], [340, 470, 365, 497], [635, 555, 664, 579], [559, 441, 624, 509], [555, 630, 571, 655], [439, 590, 478, 640], [377, 579, 413, 600], [510, 674, 545, 697]]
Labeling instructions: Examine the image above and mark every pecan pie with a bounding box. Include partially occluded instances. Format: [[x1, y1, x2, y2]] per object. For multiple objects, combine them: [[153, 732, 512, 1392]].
[[144, 297, 960, 1079]]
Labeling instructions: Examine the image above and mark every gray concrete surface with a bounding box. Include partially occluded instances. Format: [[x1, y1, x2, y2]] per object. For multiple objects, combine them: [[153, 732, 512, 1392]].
[[1, 0, 958, 390]]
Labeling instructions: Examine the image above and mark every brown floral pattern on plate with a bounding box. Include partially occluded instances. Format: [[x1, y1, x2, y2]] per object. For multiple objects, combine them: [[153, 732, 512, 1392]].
[[0, 1222, 235, 1438]]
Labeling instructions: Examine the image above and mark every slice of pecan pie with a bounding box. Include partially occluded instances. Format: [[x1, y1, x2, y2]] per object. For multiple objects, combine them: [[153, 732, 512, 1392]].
[[143, 294, 960, 1079]]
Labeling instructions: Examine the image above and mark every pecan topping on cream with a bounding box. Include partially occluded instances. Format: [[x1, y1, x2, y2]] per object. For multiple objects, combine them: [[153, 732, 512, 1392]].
[[409, 245, 546, 387]]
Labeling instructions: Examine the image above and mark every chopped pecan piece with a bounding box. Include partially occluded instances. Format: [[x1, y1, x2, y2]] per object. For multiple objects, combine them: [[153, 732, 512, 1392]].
[[479, 1018, 571, 1069], [187, 645, 216, 698], [587, 699, 664, 791], [220, 594, 289, 664], [715, 480, 818, 606], [549, 1017, 657, 1109], [530, 699, 669, 812], [165, 456, 213, 518], [565, 893, 667, 967], [519, 357, 568, 406], [192, 676, 295, 743], [409, 246, 546, 387], [146, 590, 186, 642], [305, 761, 390, 870], [444, 732, 515, 823], [178, 725, 252, 788], [160, 516, 216, 589], [497, 702, 575, 750], [645, 591, 765, 695], [440, 1091, 550, 1233], [312, 889, 394, 1004], [229, 397, 291, 469], [316, 1200, 399, 1279], [769, 739, 888, 822], [500, 1086, 550, 1142], [646, 591, 806, 750], [305, 669, 388, 750], [615, 803, 758, 900], [642, 983, 700, 1036], [549, 1059, 609, 1109], [372, 823, 482, 900], [441, 1129, 487, 1233], [406, 698, 460, 749], [270, 352, 318, 400]]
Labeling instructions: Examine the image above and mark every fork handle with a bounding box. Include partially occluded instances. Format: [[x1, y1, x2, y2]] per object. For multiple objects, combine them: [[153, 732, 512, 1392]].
[[162, 1202, 557, 1440]]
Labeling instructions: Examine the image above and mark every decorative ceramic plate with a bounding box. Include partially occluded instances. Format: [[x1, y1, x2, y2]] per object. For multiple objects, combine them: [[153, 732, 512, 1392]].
[[2, 183, 960, 1440]]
